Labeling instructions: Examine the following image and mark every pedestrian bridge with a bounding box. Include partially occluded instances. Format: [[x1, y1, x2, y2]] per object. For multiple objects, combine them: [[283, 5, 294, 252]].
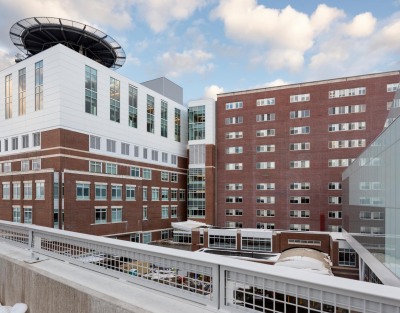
[[0, 221, 399, 313]]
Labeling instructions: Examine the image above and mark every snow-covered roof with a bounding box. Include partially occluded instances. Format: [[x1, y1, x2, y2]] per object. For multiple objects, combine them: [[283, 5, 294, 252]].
[[171, 220, 208, 232]]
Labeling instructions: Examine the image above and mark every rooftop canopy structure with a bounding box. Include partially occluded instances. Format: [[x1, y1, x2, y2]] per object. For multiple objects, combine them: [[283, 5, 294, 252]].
[[10, 17, 126, 69]]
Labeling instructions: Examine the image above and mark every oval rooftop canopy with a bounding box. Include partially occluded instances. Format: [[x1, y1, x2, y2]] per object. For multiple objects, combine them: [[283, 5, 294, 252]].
[[9, 17, 126, 69]]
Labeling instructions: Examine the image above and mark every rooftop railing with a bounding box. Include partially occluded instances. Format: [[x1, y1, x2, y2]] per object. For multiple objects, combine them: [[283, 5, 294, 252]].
[[0, 221, 399, 313]]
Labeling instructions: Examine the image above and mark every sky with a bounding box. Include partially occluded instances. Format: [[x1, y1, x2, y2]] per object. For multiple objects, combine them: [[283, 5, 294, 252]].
[[0, 0, 400, 104]]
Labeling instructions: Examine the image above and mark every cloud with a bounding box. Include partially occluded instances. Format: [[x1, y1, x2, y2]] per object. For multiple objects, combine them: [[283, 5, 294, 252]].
[[0, 48, 15, 71], [253, 79, 290, 89], [157, 49, 214, 77], [344, 12, 376, 37], [133, 0, 207, 32], [204, 85, 224, 100]]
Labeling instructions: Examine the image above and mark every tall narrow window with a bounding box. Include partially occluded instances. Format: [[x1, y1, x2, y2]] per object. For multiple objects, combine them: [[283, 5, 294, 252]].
[[110, 77, 120, 122], [35, 60, 43, 111], [128, 85, 138, 128], [5, 74, 12, 119], [147, 95, 155, 133], [189, 105, 205, 140], [19, 68, 26, 115], [175, 108, 181, 142], [161, 100, 168, 137], [85, 65, 97, 115]]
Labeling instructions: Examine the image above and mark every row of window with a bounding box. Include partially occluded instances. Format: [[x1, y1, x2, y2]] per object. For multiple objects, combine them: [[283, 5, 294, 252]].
[[0, 132, 40, 153], [85, 66, 181, 141], [77, 182, 186, 202], [227, 209, 342, 219], [225, 196, 342, 205], [225, 160, 356, 170], [2, 181, 44, 200], [0, 159, 41, 173]]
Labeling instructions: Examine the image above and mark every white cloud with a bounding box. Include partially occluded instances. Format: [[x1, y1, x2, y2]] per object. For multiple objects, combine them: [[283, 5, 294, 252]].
[[0, 48, 15, 71], [255, 79, 290, 88], [204, 85, 224, 100], [133, 0, 207, 32], [344, 12, 376, 37], [158, 49, 214, 77], [310, 4, 345, 34]]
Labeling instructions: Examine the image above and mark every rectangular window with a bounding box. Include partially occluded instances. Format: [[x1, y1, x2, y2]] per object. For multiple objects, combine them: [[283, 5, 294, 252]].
[[171, 205, 177, 218], [89, 161, 102, 173], [257, 209, 275, 217], [35, 60, 43, 111], [328, 196, 342, 204], [152, 187, 159, 201], [290, 126, 310, 135], [3, 162, 11, 173], [256, 145, 275, 153], [23, 182, 32, 200], [151, 150, 158, 161], [328, 182, 342, 190], [329, 139, 366, 149], [90, 135, 101, 150], [226, 146, 243, 154], [225, 116, 243, 124], [256, 129, 275, 137], [290, 197, 310, 204], [290, 160, 310, 168], [225, 196, 243, 203], [225, 209, 243, 216], [225, 131, 243, 139], [2, 183, 10, 199], [128, 85, 138, 128], [171, 154, 177, 165], [143, 206, 148, 220], [24, 207, 32, 224], [256, 113, 275, 122], [95, 184, 107, 200], [95, 207, 107, 224], [5, 74, 12, 119], [130, 166, 140, 177], [161, 205, 169, 219], [33, 133, 41, 147], [143, 168, 152, 179], [256, 183, 275, 190], [147, 95, 155, 133], [226, 101, 243, 110], [189, 105, 206, 140], [13, 206, 21, 223], [161, 188, 169, 201], [290, 110, 310, 119], [328, 211, 342, 219], [256, 196, 275, 204], [134, 145, 139, 157], [142, 187, 148, 201], [106, 139, 116, 153], [175, 108, 181, 142], [290, 93, 310, 103], [179, 189, 185, 201], [161, 100, 168, 137], [12, 137, 18, 150], [329, 87, 366, 98], [110, 77, 120, 122], [256, 222, 275, 229], [4, 139, 8, 152], [162, 152, 168, 163], [111, 207, 123, 223], [256, 162, 275, 169], [121, 142, 130, 155], [290, 182, 310, 190], [328, 121, 366, 132], [226, 163, 243, 170], [19, 68, 26, 116], [256, 97, 275, 106], [209, 235, 236, 249], [111, 185, 122, 200], [35, 181, 45, 200], [13, 182, 21, 200], [85, 65, 97, 115], [22, 135, 29, 149], [328, 159, 353, 167], [226, 183, 243, 190], [126, 185, 136, 200], [143, 232, 152, 244], [161, 172, 169, 182], [387, 83, 399, 92], [105, 163, 117, 175], [242, 237, 272, 252], [339, 248, 356, 266], [290, 224, 310, 231], [329, 104, 366, 115], [289, 142, 310, 151], [171, 189, 178, 201], [76, 183, 90, 200]]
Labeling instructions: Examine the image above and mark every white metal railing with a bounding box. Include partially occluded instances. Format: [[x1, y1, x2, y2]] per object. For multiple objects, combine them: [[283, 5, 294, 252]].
[[1, 221, 400, 312]]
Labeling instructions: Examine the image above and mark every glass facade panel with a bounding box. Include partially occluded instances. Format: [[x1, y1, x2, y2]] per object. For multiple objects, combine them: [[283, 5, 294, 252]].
[[189, 105, 205, 140], [188, 168, 205, 218]]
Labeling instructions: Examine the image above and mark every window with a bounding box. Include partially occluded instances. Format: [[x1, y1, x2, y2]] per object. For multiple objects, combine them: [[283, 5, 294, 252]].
[[151, 150, 158, 161], [161, 100, 168, 137], [290, 182, 310, 190], [289, 142, 310, 151], [329, 139, 366, 149], [162, 152, 168, 163], [256, 162, 275, 169], [19, 68, 26, 115], [130, 233, 140, 243], [256, 113, 275, 122], [12, 137, 18, 150], [95, 184, 107, 200], [328, 159, 353, 167], [33, 133, 41, 147], [328, 211, 342, 219], [121, 143, 129, 155], [5, 74, 12, 119], [21, 160, 29, 171], [189, 105, 206, 140], [288, 239, 321, 246], [226, 101, 243, 110], [24, 207, 32, 224], [339, 248, 356, 266], [328, 196, 342, 204], [256, 183, 275, 190], [143, 168, 152, 179], [76, 183, 90, 200], [290, 126, 310, 135], [329, 104, 366, 115], [171, 205, 177, 218], [4, 139, 8, 152], [35, 181, 45, 200], [130, 167, 140, 177], [226, 146, 243, 154], [85, 65, 97, 115], [290, 110, 310, 119], [175, 108, 181, 142], [328, 182, 342, 190], [290, 197, 310, 204], [126, 185, 136, 200], [290, 93, 310, 103], [225, 209, 243, 216], [161, 172, 169, 181], [256, 97, 275, 106], [152, 188, 159, 201], [256, 129, 275, 137], [225, 222, 243, 228], [24, 182, 32, 200], [128, 85, 138, 128], [143, 232, 152, 244], [109, 77, 120, 122], [226, 183, 243, 190], [225, 196, 243, 203], [256, 145, 275, 153], [329, 87, 366, 98], [225, 131, 243, 139], [387, 83, 399, 92], [359, 211, 384, 220], [226, 163, 243, 170], [257, 209, 275, 217], [22, 135, 29, 149], [209, 235, 236, 249], [111, 207, 122, 223], [171, 189, 178, 201], [3, 162, 11, 173], [134, 146, 139, 157], [290, 210, 310, 217], [290, 160, 310, 168], [95, 207, 107, 224], [161, 230, 169, 240], [225, 116, 243, 124], [171, 173, 178, 183], [179, 189, 185, 201], [2, 183, 10, 200], [171, 154, 177, 165], [256, 196, 275, 204], [13, 206, 21, 223], [328, 121, 366, 132], [290, 224, 310, 231], [257, 223, 275, 229], [242, 237, 272, 252], [161, 205, 169, 219], [90, 161, 102, 173], [143, 206, 148, 220], [111, 185, 122, 200], [147, 95, 155, 133], [105, 163, 117, 175], [161, 188, 169, 201], [142, 187, 148, 201], [106, 139, 116, 152]]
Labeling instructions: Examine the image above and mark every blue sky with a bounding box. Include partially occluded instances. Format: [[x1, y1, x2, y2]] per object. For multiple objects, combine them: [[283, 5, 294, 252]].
[[0, 0, 400, 104]]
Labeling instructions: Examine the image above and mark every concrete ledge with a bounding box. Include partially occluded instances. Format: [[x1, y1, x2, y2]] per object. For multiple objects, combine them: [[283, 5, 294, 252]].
[[0, 242, 218, 313]]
